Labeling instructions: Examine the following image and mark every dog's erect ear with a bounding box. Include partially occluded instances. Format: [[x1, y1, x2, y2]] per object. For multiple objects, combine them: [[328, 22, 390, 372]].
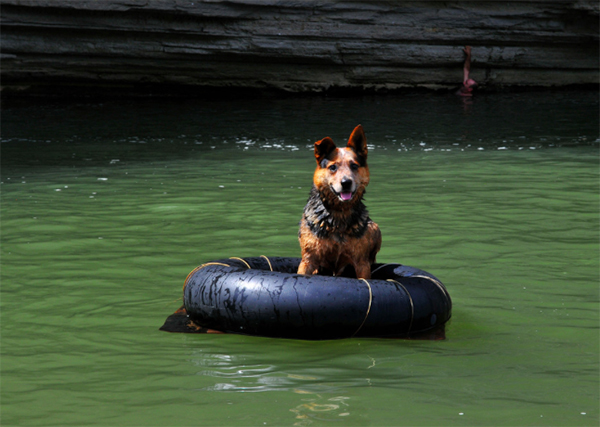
[[347, 125, 367, 160], [314, 137, 337, 165]]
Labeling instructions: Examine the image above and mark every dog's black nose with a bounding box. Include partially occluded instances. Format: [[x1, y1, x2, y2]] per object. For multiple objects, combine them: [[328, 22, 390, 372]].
[[341, 177, 353, 190]]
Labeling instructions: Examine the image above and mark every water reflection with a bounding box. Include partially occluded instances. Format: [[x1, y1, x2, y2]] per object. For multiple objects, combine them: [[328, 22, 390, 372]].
[[188, 346, 363, 424], [290, 394, 351, 426], [194, 350, 360, 424], [2, 92, 598, 162], [459, 93, 474, 113], [187, 342, 378, 393]]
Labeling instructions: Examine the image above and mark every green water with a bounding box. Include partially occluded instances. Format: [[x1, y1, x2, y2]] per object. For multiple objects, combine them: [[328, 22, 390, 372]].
[[2, 92, 598, 426]]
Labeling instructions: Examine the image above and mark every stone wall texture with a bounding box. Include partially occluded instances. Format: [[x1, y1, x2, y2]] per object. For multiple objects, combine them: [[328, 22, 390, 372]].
[[1, 0, 598, 95]]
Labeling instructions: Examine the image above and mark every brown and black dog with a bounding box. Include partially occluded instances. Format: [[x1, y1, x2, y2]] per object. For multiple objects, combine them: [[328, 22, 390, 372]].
[[298, 125, 381, 279]]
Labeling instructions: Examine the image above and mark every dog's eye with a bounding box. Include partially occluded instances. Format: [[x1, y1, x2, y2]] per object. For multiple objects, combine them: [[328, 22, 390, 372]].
[[329, 164, 337, 172], [350, 163, 359, 171]]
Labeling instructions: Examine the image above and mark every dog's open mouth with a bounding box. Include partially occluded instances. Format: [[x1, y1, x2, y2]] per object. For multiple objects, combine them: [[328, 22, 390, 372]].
[[336, 191, 354, 202], [331, 185, 354, 202]]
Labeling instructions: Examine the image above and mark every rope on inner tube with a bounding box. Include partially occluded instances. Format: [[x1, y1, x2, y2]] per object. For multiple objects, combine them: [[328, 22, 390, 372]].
[[413, 275, 451, 303], [229, 257, 251, 269], [260, 255, 274, 272], [183, 262, 231, 290], [370, 263, 395, 277], [352, 278, 373, 337], [386, 279, 414, 333]]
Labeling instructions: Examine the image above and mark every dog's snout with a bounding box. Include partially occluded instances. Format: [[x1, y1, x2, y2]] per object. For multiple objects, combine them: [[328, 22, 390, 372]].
[[341, 177, 353, 190]]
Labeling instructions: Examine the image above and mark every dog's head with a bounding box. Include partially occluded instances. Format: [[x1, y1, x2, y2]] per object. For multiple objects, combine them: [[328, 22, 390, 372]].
[[313, 125, 370, 205]]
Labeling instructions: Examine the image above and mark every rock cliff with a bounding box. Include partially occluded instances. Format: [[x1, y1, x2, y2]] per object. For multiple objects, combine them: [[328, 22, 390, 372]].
[[1, 0, 598, 95]]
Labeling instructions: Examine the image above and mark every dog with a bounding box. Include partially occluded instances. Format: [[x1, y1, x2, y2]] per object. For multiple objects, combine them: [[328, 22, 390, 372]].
[[298, 125, 381, 279]]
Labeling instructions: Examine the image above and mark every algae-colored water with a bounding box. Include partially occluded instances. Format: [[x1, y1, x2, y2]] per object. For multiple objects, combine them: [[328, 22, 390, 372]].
[[2, 92, 598, 426]]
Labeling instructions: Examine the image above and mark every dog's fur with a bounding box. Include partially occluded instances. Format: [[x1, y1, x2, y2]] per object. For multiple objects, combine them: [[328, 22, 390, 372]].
[[298, 125, 381, 279]]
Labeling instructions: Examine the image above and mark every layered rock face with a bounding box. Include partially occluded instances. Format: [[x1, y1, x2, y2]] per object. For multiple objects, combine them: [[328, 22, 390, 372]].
[[1, 0, 598, 95]]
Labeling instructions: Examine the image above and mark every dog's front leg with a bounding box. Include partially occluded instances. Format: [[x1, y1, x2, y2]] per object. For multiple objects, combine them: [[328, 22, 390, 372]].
[[297, 258, 318, 275], [353, 262, 372, 280]]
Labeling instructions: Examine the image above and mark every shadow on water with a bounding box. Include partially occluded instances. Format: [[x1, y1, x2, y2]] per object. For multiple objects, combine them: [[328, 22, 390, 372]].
[[2, 90, 598, 169]]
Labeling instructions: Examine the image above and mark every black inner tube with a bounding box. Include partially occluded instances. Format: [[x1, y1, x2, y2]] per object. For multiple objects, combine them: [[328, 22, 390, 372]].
[[181, 256, 452, 340]]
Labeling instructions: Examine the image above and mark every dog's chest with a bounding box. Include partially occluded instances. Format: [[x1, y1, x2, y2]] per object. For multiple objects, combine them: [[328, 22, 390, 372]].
[[303, 194, 369, 240], [304, 211, 368, 240]]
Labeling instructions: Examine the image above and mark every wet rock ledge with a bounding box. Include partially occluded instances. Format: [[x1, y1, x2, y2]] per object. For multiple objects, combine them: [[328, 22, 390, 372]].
[[1, 0, 598, 96]]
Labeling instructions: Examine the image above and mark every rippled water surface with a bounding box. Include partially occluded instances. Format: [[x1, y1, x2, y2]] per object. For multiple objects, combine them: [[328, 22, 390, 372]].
[[2, 92, 598, 426]]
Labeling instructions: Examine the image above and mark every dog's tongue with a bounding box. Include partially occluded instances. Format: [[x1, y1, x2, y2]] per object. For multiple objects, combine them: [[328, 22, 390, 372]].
[[340, 192, 353, 201]]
